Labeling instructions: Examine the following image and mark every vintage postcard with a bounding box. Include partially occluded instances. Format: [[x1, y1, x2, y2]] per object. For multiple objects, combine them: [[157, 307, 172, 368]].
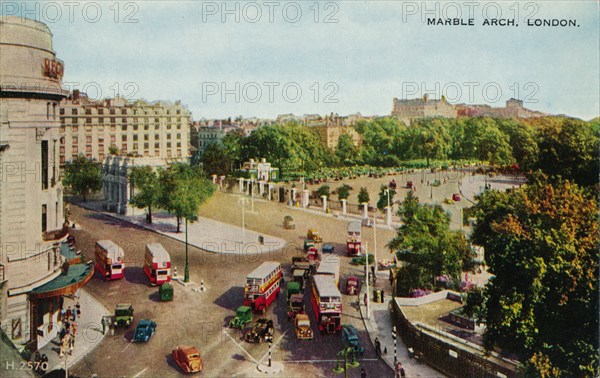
[[0, 1, 598, 377]]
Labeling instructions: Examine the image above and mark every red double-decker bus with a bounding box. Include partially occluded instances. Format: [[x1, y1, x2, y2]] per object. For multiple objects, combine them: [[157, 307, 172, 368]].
[[95, 240, 124, 280], [143, 243, 171, 286], [311, 274, 342, 334], [244, 262, 282, 314]]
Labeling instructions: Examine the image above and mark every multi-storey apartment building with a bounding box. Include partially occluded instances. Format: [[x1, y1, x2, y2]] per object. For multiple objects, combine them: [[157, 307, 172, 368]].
[[58, 91, 192, 165], [0, 16, 93, 352]]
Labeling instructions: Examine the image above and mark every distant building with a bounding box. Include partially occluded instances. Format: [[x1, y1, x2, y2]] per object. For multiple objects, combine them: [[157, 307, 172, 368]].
[[0, 16, 93, 353], [392, 95, 456, 124], [59, 92, 192, 165], [456, 98, 545, 119], [102, 155, 183, 215], [195, 125, 239, 155], [240, 158, 279, 181]]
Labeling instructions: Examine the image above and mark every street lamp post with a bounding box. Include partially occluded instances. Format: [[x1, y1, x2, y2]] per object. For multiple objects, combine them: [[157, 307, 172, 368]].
[[365, 241, 370, 320], [184, 218, 190, 283], [373, 212, 377, 276]]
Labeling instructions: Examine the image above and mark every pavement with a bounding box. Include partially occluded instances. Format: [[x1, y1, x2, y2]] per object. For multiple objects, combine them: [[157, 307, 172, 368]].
[[37, 288, 111, 374]]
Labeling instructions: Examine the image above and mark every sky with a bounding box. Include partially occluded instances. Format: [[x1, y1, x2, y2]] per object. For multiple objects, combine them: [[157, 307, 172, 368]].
[[2, 1, 599, 120]]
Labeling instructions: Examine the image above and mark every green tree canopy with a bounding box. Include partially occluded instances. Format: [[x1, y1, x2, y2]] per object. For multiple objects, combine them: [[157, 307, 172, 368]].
[[335, 133, 358, 166], [470, 175, 599, 376], [158, 163, 215, 232], [198, 143, 233, 176], [129, 166, 161, 223], [357, 187, 370, 204], [337, 184, 351, 201], [63, 154, 102, 202], [376, 185, 396, 212]]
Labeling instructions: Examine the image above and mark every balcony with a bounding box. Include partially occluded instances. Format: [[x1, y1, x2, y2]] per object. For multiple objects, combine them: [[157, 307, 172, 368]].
[[42, 223, 69, 242]]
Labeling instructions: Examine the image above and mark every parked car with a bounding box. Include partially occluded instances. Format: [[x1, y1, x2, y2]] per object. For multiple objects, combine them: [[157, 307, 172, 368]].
[[245, 319, 274, 343], [133, 319, 156, 342], [172, 345, 203, 373], [294, 314, 313, 340], [342, 324, 364, 354], [351, 254, 374, 266], [283, 215, 295, 229], [307, 229, 323, 243], [322, 244, 335, 254], [114, 303, 134, 328], [229, 306, 253, 329], [346, 276, 359, 295], [407, 181, 413, 189], [287, 294, 305, 319], [452, 193, 461, 201]]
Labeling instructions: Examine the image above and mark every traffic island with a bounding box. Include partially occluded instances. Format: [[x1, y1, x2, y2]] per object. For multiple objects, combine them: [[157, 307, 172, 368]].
[[256, 361, 283, 374]]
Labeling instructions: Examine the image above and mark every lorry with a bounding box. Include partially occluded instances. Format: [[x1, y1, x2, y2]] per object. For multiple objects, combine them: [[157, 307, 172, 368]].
[[95, 240, 125, 280], [245, 319, 274, 343], [229, 306, 253, 329], [114, 303, 134, 328], [346, 222, 362, 257], [287, 294, 305, 319]]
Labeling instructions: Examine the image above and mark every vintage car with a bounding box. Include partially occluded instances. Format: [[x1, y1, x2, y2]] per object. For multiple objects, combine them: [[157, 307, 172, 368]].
[[286, 282, 301, 301], [345, 276, 359, 295], [322, 243, 335, 254], [287, 294, 305, 319], [172, 345, 203, 373], [229, 306, 253, 329], [307, 228, 323, 243], [342, 324, 365, 354], [114, 303, 134, 328], [303, 239, 315, 252], [245, 319, 274, 343], [133, 319, 156, 342], [406, 180, 413, 189], [350, 254, 374, 266], [294, 314, 313, 340], [452, 193, 461, 201], [306, 247, 319, 262], [283, 215, 295, 229]]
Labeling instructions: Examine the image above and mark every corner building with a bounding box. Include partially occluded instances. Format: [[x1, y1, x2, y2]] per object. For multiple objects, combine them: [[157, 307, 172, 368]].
[[0, 16, 92, 352]]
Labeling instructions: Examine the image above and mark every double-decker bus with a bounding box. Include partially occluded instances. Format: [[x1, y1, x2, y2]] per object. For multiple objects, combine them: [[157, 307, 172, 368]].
[[316, 254, 340, 287], [311, 274, 342, 334], [143, 243, 171, 285], [347, 222, 362, 257], [244, 262, 282, 314], [95, 240, 124, 280]]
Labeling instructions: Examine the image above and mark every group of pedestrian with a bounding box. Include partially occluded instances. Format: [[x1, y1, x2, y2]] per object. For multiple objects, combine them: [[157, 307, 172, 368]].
[[101, 316, 113, 335], [57, 302, 81, 358]]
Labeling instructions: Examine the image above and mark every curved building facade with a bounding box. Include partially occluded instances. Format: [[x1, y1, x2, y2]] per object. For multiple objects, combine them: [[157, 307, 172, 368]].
[[0, 16, 90, 352]]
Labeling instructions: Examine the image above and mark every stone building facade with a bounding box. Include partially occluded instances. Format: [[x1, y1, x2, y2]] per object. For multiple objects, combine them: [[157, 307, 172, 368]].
[[392, 95, 457, 124], [0, 16, 92, 352], [456, 98, 545, 119], [59, 92, 192, 165]]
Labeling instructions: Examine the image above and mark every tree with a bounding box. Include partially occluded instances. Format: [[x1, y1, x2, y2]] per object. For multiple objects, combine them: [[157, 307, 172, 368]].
[[376, 185, 396, 212], [337, 184, 351, 201], [158, 163, 215, 233], [198, 143, 233, 176], [335, 134, 358, 166], [388, 193, 473, 295], [316, 185, 330, 199], [470, 175, 599, 376], [357, 187, 370, 204], [407, 118, 452, 166], [63, 154, 102, 202], [129, 166, 160, 223]]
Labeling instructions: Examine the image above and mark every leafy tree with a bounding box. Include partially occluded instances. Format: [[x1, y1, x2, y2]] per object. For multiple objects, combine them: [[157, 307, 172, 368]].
[[355, 117, 405, 165], [199, 143, 233, 176], [316, 185, 330, 199], [335, 133, 358, 166], [222, 128, 246, 169], [388, 193, 473, 294], [158, 163, 215, 233], [129, 166, 160, 223], [470, 175, 599, 376], [498, 120, 539, 170], [407, 118, 452, 166], [108, 145, 119, 155], [357, 187, 370, 204], [63, 154, 102, 202], [337, 184, 351, 201], [376, 185, 396, 212], [462, 117, 514, 165]]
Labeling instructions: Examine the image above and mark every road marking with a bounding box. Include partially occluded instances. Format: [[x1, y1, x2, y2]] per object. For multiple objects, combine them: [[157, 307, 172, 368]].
[[132, 367, 147, 377], [121, 340, 133, 353], [223, 330, 259, 364], [258, 330, 288, 363]]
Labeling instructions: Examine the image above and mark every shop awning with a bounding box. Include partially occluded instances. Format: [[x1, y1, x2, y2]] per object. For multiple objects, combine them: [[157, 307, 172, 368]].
[[30, 264, 94, 300]]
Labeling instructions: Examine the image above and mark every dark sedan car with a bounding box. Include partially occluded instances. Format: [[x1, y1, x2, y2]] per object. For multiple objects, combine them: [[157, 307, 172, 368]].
[[133, 319, 156, 342]]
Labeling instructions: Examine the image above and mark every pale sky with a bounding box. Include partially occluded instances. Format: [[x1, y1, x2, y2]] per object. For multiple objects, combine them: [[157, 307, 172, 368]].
[[3, 1, 599, 120]]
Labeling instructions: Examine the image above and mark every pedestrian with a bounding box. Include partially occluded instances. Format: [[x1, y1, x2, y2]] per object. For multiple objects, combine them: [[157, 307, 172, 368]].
[[101, 316, 107, 334], [363, 293, 367, 307], [395, 361, 403, 377], [361, 367, 367, 378], [71, 322, 77, 337], [374, 337, 381, 357], [66, 306, 71, 321], [68, 334, 75, 355]]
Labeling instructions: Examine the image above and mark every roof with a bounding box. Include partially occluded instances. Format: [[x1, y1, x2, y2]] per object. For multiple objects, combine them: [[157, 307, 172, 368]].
[[96, 240, 124, 259], [348, 222, 361, 233], [316, 255, 340, 276], [313, 275, 341, 299], [30, 263, 94, 299], [146, 243, 170, 261], [247, 262, 281, 280], [116, 303, 133, 310]]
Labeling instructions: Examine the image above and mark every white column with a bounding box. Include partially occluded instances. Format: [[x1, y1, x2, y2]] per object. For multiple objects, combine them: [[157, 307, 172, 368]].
[[321, 195, 327, 211], [386, 206, 392, 228], [362, 202, 369, 219], [341, 199, 347, 214], [238, 178, 244, 192], [258, 181, 265, 196], [268, 184, 274, 201], [302, 190, 310, 208], [291, 188, 297, 205]]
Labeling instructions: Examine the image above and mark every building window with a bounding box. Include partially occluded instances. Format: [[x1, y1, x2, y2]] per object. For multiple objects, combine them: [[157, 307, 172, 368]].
[[86, 136, 92, 143], [60, 108, 65, 115], [60, 156, 65, 164], [73, 145, 78, 153], [177, 133, 181, 139], [167, 142, 172, 148], [41, 204, 47, 232], [144, 134, 149, 141], [99, 117, 104, 125], [167, 134, 171, 140], [59, 146, 65, 155], [133, 143, 138, 150], [98, 108, 104, 115], [177, 142, 181, 148], [110, 109, 116, 115], [122, 135, 127, 142], [71, 108, 78, 115], [121, 125, 127, 131], [154, 142, 159, 148], [110, 117, 116, 124], [73, 136, 78, 144], [121, 109, 127, 115], [71, 117, 77, 124], [85, 108, 92, 115], [86, 145, 92, 153], [110, 135, 116, 143], [144, 125, 149, 131], [144, 143, 149, 149], [133, 125, 138, 131], [41, 141, 48, 190], [133, 135, 138, 141], [122, 117, 127, 124]]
